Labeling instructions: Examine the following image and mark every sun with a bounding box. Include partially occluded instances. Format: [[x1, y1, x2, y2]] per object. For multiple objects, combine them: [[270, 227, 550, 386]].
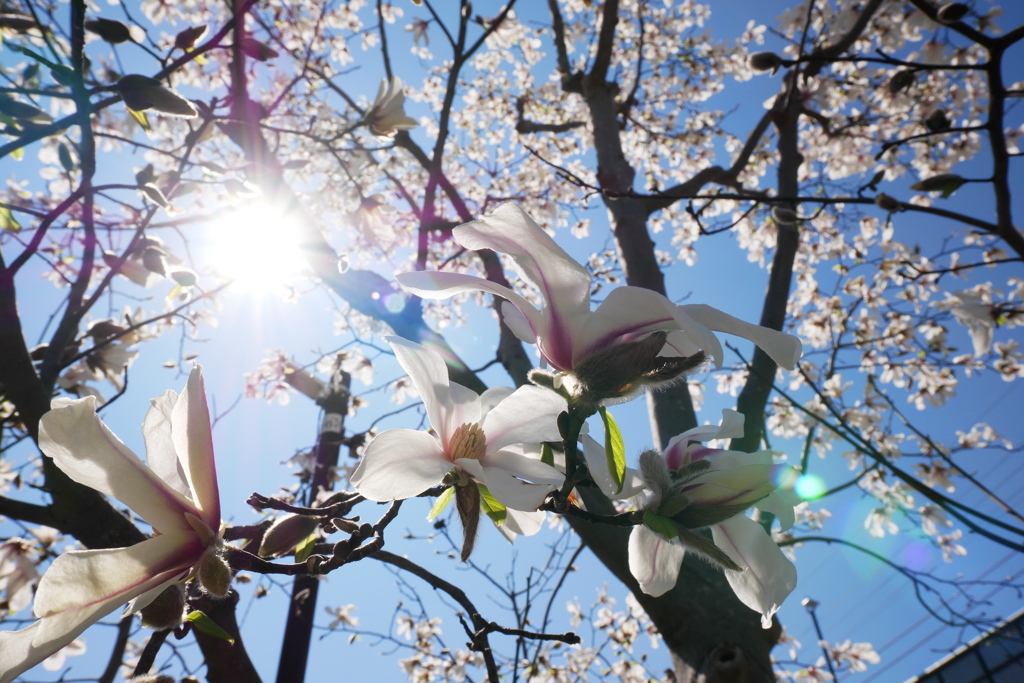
[[204, 200, 308, 294]]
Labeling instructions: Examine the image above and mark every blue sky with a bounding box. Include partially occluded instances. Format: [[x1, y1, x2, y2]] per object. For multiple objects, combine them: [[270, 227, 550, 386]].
[[4, 1, 1024, 681]]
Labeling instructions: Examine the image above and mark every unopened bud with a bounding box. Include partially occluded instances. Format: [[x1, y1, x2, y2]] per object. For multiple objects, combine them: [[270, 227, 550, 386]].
[[936, 3, 969, 24], [887, 69, 917, 94], [171, 268, 198, 287], [197, 548, 232, 597], [139, 583, 185, 631], [330, 517, 361, 534], [873, 193, 902, 213], [115, 75, 198, 118], [0, 13, 39, 32], [87, 319, 127, 342], [238, 38, 279, 61], [142, 247, 167, 276], [0, 95, 52, 124], [749, 51, 783, 72], [771, 205, 799, 225], [175, 25, 208, 51], [129, 676, 176, 683], [258, 514, 320, 558], [924, 109, 950, 133], [910, 172, 965, 194], [85, 18, 142, 44]]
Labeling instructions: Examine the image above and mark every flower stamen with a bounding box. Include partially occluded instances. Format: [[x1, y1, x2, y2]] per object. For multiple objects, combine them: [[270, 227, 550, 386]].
[[449, 423, 487, 461]]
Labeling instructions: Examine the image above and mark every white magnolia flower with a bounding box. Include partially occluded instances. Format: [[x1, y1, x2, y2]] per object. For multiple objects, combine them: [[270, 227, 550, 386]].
[[351, 336, 566, 511], [626, 410, 798, 628], [366, 77, 417, 137], [0, 367, 225, 683], [0, 539, 40, 613], [397, 204, 801, 405]]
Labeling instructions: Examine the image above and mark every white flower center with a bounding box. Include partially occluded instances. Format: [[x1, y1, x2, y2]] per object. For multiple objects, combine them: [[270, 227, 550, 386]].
[[449, 422, 487, 461]]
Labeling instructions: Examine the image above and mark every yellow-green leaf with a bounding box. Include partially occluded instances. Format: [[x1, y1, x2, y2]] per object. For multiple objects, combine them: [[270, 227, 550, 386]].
[[541, 442, 554, 467], [642, 511, 679, 540], [0, 206, 21, 232], [294, 531, 317, 563], [186, 610, 235, 644], [128, 107, 150, 131], [427, 486, 454, 521], [477, 483, 507, 525], [599, 406, 625, 494]]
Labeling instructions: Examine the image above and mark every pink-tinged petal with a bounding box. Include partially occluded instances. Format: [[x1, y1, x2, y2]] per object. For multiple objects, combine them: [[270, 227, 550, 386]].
[[171, 366, 220, 526], [351, 429, 452, 501], [576, 287, 724, 367], [663, 411, 746, 469], [474, 464, 558, 511], [711, 515, 797, 628], [680, 304, 803, 370], [682, 465, 776, 506], [479, 386, 514, 416], [142, 389, 190, 499], [628, 525, 686, 597], [39, 397, 194, 534], [33, 533, 201, 620], [454, 205, 592, 369], [480, 386, 564, 452], [396, 271, 543, 345], [0, 621, 43, 683], [387, 336, 457, 441]]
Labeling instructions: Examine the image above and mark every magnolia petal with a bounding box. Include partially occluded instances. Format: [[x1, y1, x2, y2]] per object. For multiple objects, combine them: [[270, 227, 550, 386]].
[[169, 367, 220, 527], [454, 204, 592, 369], [480, 386, 564, 452], [678, 409, 746, 444], [478, 450, 564, 487], [396, 271, 543, 344], [0, 622, 43, 683], [444, 382, 482, 448], [682, 465, 777, 507], [142, 389, 190, 499], [756, 484, 802, 532], [581, 433, 645, 499], [386, 336, 457, 441], [39, 397, 194, 534], [474, 464, 558, 511], [500, 300, 537, 345], [479, 386, 514, 416], [502, 509, 545, 538], [350, 429, 452, 501], [681, 304, 802, 370], [33, 532, 201, 619], [628, 525, 686, 597], [711, 515, 797, 628], [577, 287, 724, 367]]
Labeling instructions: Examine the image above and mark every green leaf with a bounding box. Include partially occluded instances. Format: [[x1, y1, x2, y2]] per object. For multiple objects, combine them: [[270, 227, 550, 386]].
[[186, 610, 235, 644], [294, 531, 317, 563], [127, 107, 151, 131], [427, 486, 454, 521], [58, 143, 75, 173], [0, 206, 21, 232], [541, 442, 555, 467], [642, 511, 679, 540], [599, 406, 625, 494], [477, 483, 507, 525]]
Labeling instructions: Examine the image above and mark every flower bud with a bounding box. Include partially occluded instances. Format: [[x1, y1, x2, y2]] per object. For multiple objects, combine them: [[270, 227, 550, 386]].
[[129, 676, 176, 683], [0, 13, 39, 32], [142, 247, 167, 276], [115, 75, 198, 118], [85, 18, 141, 44], [170, 268, 198, 288], [749, 52, 783, 72], [936, 3, 969, 24], [873, 193, 902, 213], [771, 206, 799, 225], [197, 547, 232, 597], [139, 583, 185, 631], [238, 38, 279, 61], [910, 172, 965, 195], [924, 109, 950, 133], [0, 94, 52, 124], [258, 513, 320, 558], [175, 25, 208, 51], [887, 69, 917, 94]]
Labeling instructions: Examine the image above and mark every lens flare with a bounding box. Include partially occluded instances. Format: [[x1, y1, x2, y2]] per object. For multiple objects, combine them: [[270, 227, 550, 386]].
[[205, 201, 307, 293], [794, 473, 828, 500]]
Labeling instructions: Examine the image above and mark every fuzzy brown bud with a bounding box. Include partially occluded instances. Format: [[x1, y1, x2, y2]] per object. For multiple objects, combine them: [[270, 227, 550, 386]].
[[873, 193, 902, 213], [139, 583, 185, 631], [115, 75, 198, 118], [749, 52, 783, 72], [936, 3, 970, 24]]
